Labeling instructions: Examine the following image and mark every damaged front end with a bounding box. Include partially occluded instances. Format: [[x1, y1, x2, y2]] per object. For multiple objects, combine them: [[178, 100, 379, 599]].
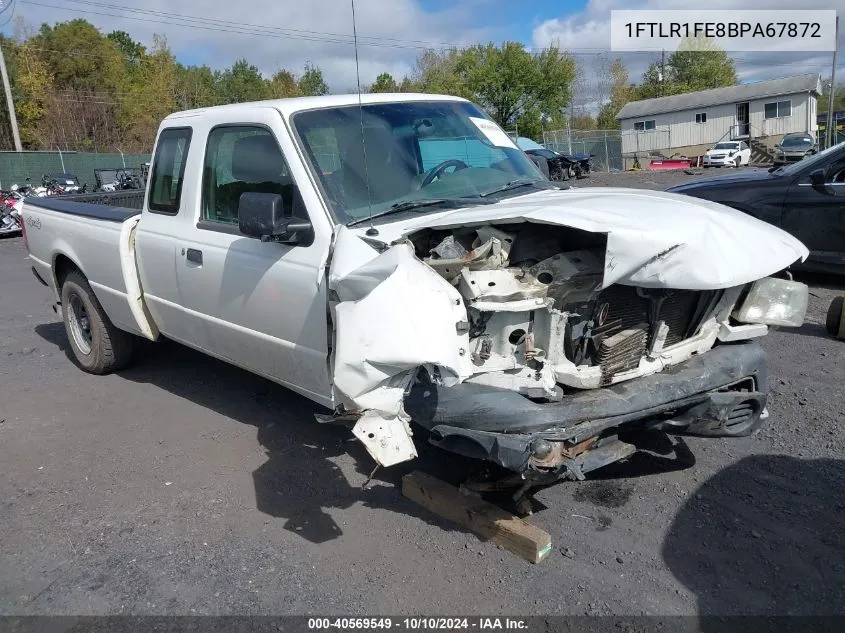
[[327, 207, 808, 478]]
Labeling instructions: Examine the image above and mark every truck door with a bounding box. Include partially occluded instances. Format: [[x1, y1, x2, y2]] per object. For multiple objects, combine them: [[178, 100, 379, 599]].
[[172, 117, 333, 406]]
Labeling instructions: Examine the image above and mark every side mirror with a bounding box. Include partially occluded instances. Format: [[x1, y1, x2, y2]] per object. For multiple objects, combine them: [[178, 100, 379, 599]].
[[237, 191, 312, 245], [808, 168, 826, 188]]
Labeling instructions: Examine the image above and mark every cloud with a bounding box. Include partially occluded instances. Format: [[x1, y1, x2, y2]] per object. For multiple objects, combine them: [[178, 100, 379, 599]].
[[533, 0, 844, 112], [10, 0, 496, 90]]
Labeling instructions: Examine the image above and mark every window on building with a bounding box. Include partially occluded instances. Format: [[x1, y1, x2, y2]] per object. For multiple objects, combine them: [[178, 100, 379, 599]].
[[634, 120, 656, 131], [764, 100, 792, 119], [695, 112, 707, 124]]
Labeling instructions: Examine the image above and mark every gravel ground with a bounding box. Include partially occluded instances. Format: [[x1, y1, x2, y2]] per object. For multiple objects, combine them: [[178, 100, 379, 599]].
[[1, 171, 843, 617]]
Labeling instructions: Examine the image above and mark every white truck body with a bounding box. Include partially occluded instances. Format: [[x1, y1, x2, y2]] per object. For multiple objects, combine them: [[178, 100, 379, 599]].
[[23, 93, 810, 476]]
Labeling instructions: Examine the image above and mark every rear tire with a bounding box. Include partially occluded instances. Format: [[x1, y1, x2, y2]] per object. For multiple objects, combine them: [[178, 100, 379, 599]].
[[826, 296, 844, 337], [60, 270, 134, 373]]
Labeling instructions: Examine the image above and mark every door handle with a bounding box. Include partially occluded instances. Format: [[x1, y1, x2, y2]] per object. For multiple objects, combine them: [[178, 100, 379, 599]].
[[186, 248, 203, 265]]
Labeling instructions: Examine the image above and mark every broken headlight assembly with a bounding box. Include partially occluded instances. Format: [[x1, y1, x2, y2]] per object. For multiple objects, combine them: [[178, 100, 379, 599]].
[[732, 277, 808, 327]]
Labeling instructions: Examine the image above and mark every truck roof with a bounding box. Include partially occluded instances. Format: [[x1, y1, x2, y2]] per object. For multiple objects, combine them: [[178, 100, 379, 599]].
[[163, 92, 470, 122]]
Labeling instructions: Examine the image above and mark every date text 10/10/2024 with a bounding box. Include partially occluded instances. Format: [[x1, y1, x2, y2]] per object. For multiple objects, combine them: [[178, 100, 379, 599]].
[[307, 618, 529, 630]]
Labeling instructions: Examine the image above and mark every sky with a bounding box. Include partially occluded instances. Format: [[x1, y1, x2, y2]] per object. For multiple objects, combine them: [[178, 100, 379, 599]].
[[1, 0, 843, 112]]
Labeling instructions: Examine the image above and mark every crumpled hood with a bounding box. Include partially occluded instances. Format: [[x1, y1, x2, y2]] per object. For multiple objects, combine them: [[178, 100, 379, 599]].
[[354, 187, 809, 290]]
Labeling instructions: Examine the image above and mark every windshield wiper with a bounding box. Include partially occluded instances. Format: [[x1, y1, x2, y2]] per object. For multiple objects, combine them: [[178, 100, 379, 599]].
[[347, 197, 490, 227], [478, 179, 556, 198]]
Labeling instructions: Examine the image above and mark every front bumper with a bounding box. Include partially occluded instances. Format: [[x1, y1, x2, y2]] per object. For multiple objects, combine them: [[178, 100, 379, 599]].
[[405, 341, 768, 473], [773, 154, 808, 165], [703, 156, 735, 166]]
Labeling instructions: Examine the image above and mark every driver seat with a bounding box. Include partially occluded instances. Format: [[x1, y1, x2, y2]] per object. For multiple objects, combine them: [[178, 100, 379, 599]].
[[335, 124, 415, 209]]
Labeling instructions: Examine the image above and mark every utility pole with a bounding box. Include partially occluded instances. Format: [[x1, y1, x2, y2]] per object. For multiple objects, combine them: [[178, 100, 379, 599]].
[[826, 16, 839, 149], [0, 39, 22, 152], [659, 49, 665, 97]]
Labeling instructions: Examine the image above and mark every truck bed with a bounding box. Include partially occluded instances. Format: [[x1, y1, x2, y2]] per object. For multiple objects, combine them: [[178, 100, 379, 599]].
[[23, 190, 148, 338], [26, 190, 145, 222]]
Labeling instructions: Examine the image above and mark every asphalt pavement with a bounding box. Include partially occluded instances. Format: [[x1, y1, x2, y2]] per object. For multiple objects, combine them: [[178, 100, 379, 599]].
[[1, 171, 843, 616]]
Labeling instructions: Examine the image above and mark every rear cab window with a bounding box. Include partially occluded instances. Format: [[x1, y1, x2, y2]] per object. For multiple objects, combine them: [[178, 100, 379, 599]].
[[148, 127, 192, 214]]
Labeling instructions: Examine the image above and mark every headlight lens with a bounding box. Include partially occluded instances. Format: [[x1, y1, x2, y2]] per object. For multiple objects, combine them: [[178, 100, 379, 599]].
[[733, 277, 808, 327]]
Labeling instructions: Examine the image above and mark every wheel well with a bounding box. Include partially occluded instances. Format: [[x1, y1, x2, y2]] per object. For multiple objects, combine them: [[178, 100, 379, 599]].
[[54, 254, 83, 289]]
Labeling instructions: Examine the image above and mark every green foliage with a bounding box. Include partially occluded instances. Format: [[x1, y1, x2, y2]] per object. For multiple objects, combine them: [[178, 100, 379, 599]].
[[819, 82, 845, 113], [298, 63, 329, 96], [633, 37, 737, 100], [412, 42, 575, 130], [107, 30, 145, 65], [270, 69, 300, 98], [0, 19, 583, 151], [369, 72, 398, 93], [216, 59, 270, 104], [596, 59, 631, 129]]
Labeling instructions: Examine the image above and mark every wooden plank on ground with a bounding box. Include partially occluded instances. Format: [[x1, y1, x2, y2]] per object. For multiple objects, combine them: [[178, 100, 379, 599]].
[[401, 470, 552, 564]]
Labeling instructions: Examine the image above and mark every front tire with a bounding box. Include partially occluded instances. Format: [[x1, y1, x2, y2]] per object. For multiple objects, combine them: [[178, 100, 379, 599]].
[[61, 270, 134, 373]]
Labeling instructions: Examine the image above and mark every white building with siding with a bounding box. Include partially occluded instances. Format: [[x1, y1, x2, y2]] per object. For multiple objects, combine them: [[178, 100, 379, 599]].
[[616, 73, 821, 163]]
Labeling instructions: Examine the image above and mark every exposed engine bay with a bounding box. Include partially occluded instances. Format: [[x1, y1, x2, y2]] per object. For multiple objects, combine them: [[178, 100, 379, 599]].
[[410, 223, 729, 401]]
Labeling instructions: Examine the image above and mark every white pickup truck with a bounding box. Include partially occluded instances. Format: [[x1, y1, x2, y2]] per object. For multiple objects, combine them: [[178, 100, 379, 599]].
[[23, 93, 811, 484]]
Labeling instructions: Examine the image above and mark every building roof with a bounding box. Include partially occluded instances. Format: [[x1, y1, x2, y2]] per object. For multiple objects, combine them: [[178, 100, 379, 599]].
[[617, 73, 821, 120], [164, 92, 470, 121]]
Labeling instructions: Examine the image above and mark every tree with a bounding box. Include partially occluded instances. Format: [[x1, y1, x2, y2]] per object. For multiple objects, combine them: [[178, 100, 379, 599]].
[[269, 69, 300, 98], [634, 37, 737, 99], [14, 39, 54, 147], [413, 48, 466, 96], [596, 58, 631, 129], [175, 64, 217, 110], [33, 19, 125, 93], [669, 36, 737, 91], [121, 34, 178, 150], [370, 72, 398, 93], [216, 59, 269, 104], [107, 30, 145, 65], [819, 81, 845, 113], [298, 63, 328, 96], [454, 42, 575, 130]]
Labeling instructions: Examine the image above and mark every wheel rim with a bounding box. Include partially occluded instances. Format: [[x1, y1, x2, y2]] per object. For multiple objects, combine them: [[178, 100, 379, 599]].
[[68, 293, 92, 355]]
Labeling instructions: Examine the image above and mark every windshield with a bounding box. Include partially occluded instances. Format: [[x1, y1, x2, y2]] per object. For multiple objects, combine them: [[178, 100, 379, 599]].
[[780, 136, 813, 148], [530, 148, 558, 159], [713, 143, 739, 150], [773, 140, 845, 176], [291, 100, 547, 224]]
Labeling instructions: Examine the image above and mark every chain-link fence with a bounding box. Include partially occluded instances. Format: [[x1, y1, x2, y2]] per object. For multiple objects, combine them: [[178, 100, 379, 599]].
[[542, 129, 623, 172], [0, 151, 151, 190]]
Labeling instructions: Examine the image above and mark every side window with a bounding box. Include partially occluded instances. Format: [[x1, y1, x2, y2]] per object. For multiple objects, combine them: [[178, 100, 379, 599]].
[[149, 127, 192, 214], [201, 126, 294, 225]]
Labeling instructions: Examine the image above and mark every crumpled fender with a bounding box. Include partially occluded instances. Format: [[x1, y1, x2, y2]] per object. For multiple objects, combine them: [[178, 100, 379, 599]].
[[328, 226, 472, 466]]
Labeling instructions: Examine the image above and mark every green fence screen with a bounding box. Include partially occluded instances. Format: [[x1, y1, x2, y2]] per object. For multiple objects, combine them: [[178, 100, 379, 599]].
[[0, 151, 151, 190]]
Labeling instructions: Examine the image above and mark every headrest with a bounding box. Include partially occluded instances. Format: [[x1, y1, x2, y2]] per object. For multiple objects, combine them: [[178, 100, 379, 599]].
[[231, 134, 286, 183]]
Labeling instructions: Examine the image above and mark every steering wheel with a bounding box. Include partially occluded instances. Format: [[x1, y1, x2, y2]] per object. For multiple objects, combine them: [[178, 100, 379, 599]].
[[421, 159, 468, 187]]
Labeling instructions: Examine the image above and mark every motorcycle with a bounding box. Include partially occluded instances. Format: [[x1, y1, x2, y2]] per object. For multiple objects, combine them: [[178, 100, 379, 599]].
[[0, 190, 22, 235]]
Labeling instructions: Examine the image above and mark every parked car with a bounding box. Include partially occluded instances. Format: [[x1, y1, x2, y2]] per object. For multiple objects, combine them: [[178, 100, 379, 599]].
[[21, 93, 810, 490], [523, 148, 592, 180], [703, 141, 751, 168], [773, 132, 817, 166], [666, 140, 845, 274]]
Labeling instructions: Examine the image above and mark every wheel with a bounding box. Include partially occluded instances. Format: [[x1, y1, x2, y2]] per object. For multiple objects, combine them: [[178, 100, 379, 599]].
[[734, 157, 742, 168], [61, 270, 134, 373], [826, 296, 844, 337]]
